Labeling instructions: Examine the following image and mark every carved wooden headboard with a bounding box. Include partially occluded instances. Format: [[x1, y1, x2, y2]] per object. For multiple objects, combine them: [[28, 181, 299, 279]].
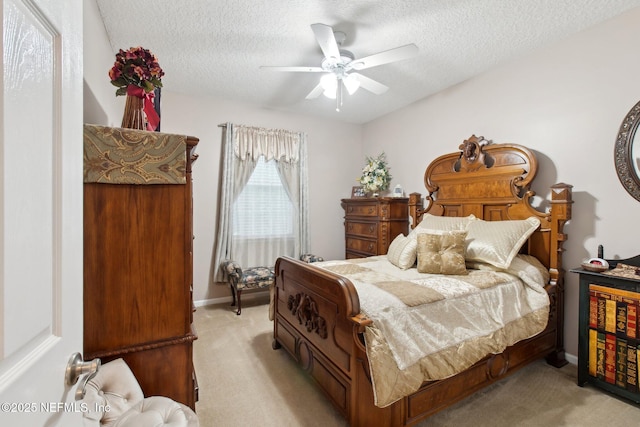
[[408, 135, 572, 279]]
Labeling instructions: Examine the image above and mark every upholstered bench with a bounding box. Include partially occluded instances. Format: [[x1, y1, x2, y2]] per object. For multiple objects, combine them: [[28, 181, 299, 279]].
[[221, 254, 323, 315]]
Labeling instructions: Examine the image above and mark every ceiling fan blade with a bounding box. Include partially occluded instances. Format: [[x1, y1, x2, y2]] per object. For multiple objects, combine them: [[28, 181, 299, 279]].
[[349, 44, 418, 70], [260, 66, 324, 72], [350, 73, 388, 95], [311, 23, 340, 60], [305, 82, 325, 99]]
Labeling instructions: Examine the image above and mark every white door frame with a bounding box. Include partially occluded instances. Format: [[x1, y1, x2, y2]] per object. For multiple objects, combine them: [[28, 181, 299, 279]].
[[0, 0, 85, 424]]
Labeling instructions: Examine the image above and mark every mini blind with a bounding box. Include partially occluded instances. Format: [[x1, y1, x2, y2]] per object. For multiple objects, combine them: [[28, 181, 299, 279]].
[[232, 156, 293, 238]]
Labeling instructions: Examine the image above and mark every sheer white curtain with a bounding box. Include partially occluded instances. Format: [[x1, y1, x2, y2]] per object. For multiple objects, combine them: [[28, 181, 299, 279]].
[[211, 123, 309, 282]]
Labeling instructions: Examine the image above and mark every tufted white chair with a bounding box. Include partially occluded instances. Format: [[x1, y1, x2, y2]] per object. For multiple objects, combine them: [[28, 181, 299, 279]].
[[82, 358, 199, 427]]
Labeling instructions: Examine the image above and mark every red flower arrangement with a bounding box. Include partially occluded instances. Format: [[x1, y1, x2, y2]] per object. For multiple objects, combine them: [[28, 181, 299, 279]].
[[109, 46, 163, 130], [108, 46, 164, 96]]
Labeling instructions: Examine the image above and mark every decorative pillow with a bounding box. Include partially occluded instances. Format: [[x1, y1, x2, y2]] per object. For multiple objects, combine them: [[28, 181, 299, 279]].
[[416, 231, 467, 275], [412, 213, 477, 234], [465, 217, 541, 269], [466, 254, 550, 284], [512, 254, 550, 285], [387, 233, 417, 269]]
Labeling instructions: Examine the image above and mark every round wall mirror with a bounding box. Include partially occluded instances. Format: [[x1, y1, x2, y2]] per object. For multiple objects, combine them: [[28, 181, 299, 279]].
[[615, 100, 640, 202]]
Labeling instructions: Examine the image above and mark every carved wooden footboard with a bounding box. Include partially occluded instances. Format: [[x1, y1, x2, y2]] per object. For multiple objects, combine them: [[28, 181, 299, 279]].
[[272, 138, 573, 426], [272, 257, 366, 417]]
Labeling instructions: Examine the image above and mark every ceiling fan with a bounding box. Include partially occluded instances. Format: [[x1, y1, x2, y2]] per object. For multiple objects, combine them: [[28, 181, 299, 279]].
[[260, 23, 418, 111]]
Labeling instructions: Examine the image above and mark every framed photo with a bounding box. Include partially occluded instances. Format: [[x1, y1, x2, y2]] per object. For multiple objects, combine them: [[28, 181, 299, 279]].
[[392, 184, 404, 198], [351, 186, 366, 198]]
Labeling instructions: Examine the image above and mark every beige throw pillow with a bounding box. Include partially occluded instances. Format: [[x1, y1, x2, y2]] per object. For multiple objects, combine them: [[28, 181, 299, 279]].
[[416, 231, 467, 275], [387, 233, 417, 270], [465, 217, 541, 269]]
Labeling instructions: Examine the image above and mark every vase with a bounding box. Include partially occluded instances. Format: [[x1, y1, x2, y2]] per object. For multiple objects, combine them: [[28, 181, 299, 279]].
[[121, 94, 145, 130]]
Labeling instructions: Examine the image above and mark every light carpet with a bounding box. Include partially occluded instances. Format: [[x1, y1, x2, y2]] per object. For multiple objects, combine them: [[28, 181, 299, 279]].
[[193, 295, 640, 426]]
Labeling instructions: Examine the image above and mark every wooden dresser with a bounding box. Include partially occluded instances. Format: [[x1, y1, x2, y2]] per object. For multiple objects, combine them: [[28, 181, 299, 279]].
[[83, 125, 199, 410], [341, 197, 409, 258]]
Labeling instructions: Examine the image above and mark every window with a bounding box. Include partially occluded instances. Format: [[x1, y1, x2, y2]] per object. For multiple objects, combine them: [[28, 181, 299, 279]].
[[212, 124, 308, 279], [232, 156, 293, 238]]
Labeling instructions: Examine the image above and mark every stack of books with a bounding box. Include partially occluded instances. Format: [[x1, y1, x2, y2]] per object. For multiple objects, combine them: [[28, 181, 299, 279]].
[[589, 284, 638, 392]]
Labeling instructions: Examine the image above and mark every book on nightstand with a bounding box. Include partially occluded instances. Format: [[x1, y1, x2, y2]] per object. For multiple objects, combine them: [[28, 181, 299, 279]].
[[627, 341, 638, 392], [605, 333, 617, 384], [624, 297, 637, 339], [596, 331, 606, 381], [588, 329, 598, 377], [616, 338, 627, 388]]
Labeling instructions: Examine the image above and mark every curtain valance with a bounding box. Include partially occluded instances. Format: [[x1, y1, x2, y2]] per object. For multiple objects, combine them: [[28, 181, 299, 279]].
[[233, 125, 300, 163]]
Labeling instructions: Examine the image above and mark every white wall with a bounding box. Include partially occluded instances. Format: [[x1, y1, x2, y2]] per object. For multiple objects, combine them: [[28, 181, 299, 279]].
[[83, 0, 122, 125], [158, 92, 362, 302], [362, 7, 640, 358]]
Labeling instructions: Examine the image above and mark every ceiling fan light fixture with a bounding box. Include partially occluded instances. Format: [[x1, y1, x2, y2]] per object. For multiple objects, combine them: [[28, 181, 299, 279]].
[[343, 74, 360, 95], [320, 74, 337, 98], [323, 89, 337, 99]]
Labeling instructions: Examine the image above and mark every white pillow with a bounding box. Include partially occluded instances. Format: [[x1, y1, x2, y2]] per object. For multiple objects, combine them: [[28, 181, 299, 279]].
[[509, 254, 550, 285], [465, 217, 540, 269], [413, 213, 477, 233], [466, 254, 550, 284], [387, 233, 417, 269]]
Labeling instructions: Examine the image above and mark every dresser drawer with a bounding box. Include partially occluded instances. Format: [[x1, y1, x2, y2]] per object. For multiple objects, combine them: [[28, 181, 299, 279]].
[[344, 202, 378, 217], [345, 221, 377, 238], [346, 237, 377, 256], [341, 197, 408, 258]]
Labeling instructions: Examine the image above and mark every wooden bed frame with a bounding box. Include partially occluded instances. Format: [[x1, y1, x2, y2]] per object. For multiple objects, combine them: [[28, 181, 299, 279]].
[[272, 136, 572, 427]]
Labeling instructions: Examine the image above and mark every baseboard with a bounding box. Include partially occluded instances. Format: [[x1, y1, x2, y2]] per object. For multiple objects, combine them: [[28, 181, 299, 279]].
[[565, 352, 577, 366], [194, 297, 226, 307], [194, 290, 269, 308]]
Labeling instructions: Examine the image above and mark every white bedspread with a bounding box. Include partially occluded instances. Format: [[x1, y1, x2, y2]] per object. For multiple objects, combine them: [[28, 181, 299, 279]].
[[315, 254, 550, 407]]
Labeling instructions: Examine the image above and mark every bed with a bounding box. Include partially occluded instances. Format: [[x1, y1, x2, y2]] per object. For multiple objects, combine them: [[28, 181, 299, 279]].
[[272, 136, 572, 427]]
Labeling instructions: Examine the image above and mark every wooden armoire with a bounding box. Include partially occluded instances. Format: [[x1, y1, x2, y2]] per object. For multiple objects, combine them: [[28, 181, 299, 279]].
[[83, 125, 199, 409]]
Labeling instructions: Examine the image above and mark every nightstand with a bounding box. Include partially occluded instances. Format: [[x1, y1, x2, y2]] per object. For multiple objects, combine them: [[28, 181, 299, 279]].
[[571, 254, 640, 404]]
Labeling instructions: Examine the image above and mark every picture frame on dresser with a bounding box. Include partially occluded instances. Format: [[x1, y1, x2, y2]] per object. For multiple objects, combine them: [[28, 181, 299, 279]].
[[392, 184, 404, 197], [351, 185, 366, 198]]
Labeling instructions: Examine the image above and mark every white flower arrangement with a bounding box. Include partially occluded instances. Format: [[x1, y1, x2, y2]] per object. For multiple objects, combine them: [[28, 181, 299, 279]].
[[357, 152, 392, 193]]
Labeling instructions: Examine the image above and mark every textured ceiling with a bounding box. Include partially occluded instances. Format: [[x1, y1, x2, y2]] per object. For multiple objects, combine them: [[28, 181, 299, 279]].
[[95, 0, 640, 124]]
